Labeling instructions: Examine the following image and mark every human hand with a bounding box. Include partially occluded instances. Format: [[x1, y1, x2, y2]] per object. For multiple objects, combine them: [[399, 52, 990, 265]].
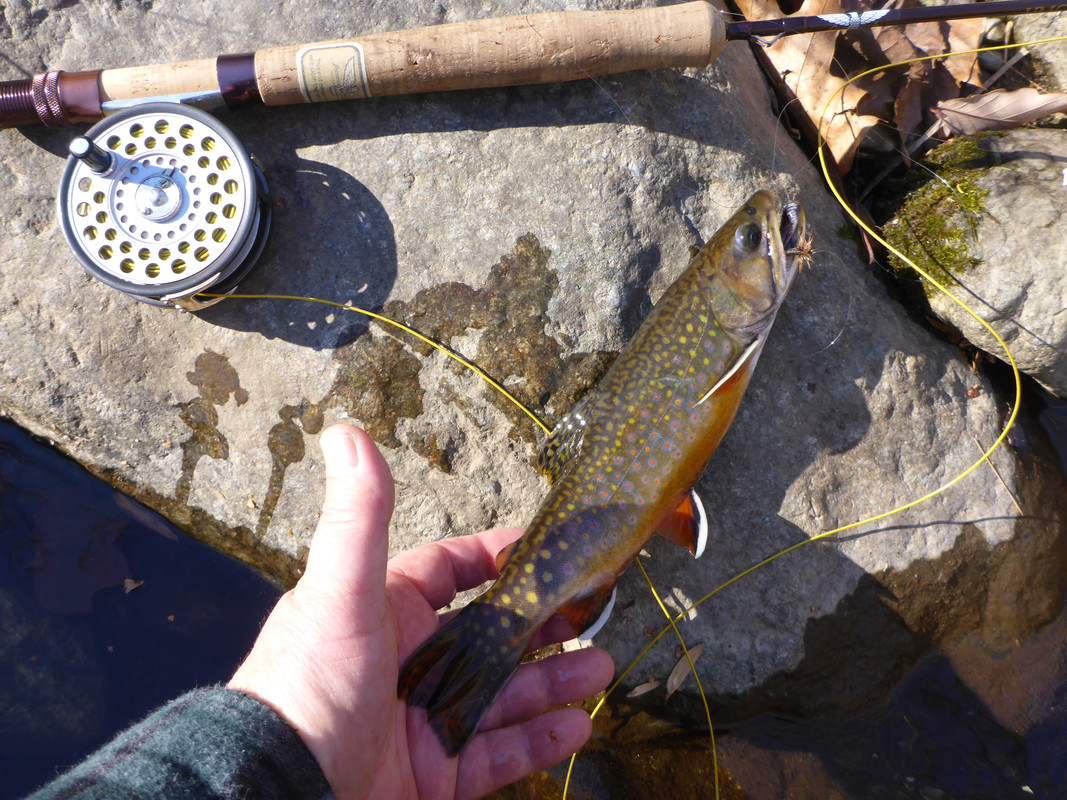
[[229, 424, 614, 800]]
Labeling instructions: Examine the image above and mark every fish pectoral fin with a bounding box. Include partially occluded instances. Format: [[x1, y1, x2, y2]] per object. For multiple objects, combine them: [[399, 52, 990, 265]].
[[557, 583, 618, 643], [494, 541, 518, 573], [696, 338, 762, 406], [536, 398, 590, 483], [656, 490, 709, 559]]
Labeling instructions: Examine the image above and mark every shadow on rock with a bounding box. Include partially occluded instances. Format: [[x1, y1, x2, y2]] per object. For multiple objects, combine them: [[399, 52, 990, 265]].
[[195, 140, 396, 350]]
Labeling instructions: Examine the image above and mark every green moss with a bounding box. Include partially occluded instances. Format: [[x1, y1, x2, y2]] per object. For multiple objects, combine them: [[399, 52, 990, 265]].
[[883, 134, 996, 299]]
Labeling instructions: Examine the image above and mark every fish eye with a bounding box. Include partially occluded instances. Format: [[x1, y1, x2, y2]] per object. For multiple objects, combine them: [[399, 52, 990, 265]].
[[735, 222, 762, 252]]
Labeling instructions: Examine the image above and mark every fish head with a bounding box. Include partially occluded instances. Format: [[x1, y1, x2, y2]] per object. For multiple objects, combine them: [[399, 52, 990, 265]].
[[702, 190, 807, 340]]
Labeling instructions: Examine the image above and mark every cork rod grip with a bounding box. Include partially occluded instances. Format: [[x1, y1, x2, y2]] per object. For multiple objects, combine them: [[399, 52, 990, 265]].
[[255, 1, 725, 106]]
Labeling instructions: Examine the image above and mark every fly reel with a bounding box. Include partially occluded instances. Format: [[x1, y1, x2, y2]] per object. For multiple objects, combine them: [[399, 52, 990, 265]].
[[57, 103, 271, 310]]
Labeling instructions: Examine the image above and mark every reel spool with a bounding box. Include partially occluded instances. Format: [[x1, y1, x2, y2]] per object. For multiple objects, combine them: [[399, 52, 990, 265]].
[[57, 103, 271, 310]]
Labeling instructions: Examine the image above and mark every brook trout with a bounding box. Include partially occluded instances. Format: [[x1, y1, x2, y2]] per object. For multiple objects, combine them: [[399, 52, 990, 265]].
[[399, 190, 808, 755]]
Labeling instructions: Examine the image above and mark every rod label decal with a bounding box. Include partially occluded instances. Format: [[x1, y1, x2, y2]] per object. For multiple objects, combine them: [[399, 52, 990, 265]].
[[815, 10, 891, 28], [297, 42, 370, 102]]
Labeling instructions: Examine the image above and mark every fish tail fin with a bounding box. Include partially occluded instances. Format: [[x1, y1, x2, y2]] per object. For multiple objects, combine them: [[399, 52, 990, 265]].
[[399, 601, 534, 756]]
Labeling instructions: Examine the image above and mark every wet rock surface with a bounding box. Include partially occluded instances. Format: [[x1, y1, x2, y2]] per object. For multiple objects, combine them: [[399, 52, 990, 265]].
[[2, 0, 1066, 735]]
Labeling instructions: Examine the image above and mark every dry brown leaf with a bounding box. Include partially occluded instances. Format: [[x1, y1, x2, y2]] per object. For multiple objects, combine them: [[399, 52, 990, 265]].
[[934, 88, 1067, 135], [735, 0, 883, 172], [736, 0, 984, 172], [664, 642, 705, 699], [626, 678, 663, 698], [123, 578, 144, 593]]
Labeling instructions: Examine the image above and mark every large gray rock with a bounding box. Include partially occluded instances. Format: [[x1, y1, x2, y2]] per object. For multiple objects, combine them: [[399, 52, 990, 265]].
[[1014, 8, 1067, 90], [2, 0, 1064, 730], [885, 129, 1067, 400]]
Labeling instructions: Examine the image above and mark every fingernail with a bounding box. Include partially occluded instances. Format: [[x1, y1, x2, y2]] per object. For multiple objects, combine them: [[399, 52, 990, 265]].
[[321, 426, 361, 475]]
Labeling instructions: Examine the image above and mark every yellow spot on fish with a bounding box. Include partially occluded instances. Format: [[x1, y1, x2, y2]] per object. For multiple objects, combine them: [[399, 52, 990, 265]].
[[558, 541, 569, 551], [526, 591, 539, 604], [542, 572, 554, 583], [524, 563, 535, 574], [500, 616, 511, 628], [540, 549, 551, 559], [502, 594, 512, 605], [686, 323, 694, 333]]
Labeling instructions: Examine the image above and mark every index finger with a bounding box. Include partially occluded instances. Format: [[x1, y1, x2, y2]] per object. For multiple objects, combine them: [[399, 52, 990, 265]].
[[387, 527, 523, 611]]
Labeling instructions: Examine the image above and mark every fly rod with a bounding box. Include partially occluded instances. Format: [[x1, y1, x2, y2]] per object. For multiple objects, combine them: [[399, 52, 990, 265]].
[[2, 0, 1064, 129]]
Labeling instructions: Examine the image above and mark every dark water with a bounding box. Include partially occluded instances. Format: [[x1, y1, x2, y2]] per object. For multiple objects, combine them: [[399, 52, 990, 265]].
[[0, 418, 282, 799]]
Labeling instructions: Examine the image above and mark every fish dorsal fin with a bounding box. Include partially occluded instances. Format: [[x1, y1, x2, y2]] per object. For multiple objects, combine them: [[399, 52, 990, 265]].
[[695, 337, 762, 406], [656, 490, 709, 559], [535, 400, 589, 483], [494, 541, 518, 573]]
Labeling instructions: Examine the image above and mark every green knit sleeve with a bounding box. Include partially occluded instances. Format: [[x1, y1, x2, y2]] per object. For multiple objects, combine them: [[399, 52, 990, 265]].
[[26, 687, 334, 800]]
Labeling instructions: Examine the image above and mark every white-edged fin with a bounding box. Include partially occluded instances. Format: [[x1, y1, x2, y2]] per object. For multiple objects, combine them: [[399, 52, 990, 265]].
[[691, 490, 708, 560], [577, 586, 617, 644], [696, 338, 763, 406]]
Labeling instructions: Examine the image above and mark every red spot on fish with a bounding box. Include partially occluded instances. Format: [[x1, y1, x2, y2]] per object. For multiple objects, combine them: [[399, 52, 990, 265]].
[[628, 515, 637, 524], [584, 545, 593, 556], [649, 458, 657, 467], [636, 496, 644, 505], [664, 442, 672, 450], [564, 564, 574, 575]]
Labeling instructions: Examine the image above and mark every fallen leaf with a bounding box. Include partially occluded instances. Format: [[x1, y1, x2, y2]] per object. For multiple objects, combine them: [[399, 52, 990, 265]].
[[735, 0, 984, 171], [626, 678, 663, 698], [665, 642, 706, 699], [123, 578, 144, 593], [934, 88, 1067, 135], [735, 0, 882, 172]]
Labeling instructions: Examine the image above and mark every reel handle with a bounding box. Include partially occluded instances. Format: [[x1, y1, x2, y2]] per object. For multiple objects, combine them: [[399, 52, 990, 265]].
[[1, 2, 724, 128]]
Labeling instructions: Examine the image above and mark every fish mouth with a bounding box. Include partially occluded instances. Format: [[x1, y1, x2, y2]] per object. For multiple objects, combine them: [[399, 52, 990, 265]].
[[779, 203, 805, 252]]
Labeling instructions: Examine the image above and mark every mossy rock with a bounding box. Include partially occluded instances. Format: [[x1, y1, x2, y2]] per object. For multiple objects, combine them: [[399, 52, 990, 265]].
[[882, 134, 998, 300]]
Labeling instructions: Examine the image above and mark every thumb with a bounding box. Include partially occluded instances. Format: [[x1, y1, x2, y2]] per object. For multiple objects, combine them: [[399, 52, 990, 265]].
[[300, 424, 395, 604]]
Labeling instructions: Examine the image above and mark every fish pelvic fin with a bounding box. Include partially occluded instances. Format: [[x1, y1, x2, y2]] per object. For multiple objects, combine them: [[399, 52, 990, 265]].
[[656, 490, 709, 559], [557, 581, 618, 643], [398, 601, 535, 756]]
